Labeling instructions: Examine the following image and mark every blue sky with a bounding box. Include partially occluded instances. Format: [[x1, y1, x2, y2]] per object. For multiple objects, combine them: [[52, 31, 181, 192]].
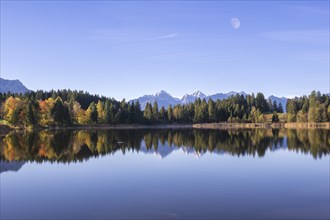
[[1, 1, 329, 100]]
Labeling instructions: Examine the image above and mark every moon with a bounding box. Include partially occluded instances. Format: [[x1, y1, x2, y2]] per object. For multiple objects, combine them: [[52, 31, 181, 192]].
[[230, 18, 240, 29]]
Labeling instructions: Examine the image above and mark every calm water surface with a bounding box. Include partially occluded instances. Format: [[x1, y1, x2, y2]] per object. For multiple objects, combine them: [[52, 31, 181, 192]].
[[1, 129, 329, 219]]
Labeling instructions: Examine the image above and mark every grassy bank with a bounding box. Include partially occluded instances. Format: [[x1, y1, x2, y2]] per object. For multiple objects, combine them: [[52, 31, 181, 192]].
[[193, 122, 330, 129], [284, 122, 330, 129]]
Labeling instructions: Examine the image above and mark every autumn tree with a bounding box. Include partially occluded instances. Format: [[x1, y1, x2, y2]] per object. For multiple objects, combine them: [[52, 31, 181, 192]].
[[39, 98, 55, 126], [4, 96, 25, 126], [143, 102, 153, 124], [249, 107, 261, 123], [96, 100, 105, 124], [72, 101, 87, 124]]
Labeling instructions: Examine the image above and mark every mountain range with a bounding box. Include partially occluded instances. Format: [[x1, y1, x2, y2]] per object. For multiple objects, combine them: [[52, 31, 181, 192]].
[[0, 77, 287, 111], [0, 77, 30, 94], [130, 90, 287, 112]]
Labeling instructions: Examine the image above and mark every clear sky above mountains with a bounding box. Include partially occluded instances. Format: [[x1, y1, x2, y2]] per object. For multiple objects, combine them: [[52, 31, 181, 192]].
[[1, 1, 329, 100]]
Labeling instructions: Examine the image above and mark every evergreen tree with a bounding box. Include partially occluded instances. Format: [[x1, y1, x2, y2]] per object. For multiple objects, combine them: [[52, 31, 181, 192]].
[[86, 102, 98, 124], [278, 102, 284, 113], [271, 111, 279, 123], [62, 103, 71, 125], [159, 107, 167, 123], [167, 105, 173, 123], [194, 98, 208, 123], [286, 99, 298, 122], [297, 110, 307, 122], [302, 97, 309, 113], [309, 90, 317, 107], [152, 101, 159, 123], [255, 93, 268, 113], [268, 99, 273, 112], [134, 100, 143, 123], [115, 99, 127, 123], [25, 101, 38, 126], [201, 99, 208, 122], [314, 107, 322, 123], [127, 102, 134, 124], [208, 99, 216, 122], [233, 104, 240, 119], [51, 97, 71, 126], [104, 100, 112, 124], [272, 101, 278, 112]]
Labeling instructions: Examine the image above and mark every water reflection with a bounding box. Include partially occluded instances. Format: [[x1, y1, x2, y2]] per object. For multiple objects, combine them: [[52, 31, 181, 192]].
[[0, 161, 25, 173], [0, 129, 329, 163]]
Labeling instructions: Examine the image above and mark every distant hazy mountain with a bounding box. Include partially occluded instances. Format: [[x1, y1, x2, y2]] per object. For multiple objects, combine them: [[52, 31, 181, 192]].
[[207, 91, 247, 102], [0, 78, 30, 94], [268, 95, 287, 112], [130, 90, 181, 109]]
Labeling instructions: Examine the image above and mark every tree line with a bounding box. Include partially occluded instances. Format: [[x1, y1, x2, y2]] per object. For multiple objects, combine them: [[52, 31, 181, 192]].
[[0, 89, 329, 127], [286, 91, 330, 123]]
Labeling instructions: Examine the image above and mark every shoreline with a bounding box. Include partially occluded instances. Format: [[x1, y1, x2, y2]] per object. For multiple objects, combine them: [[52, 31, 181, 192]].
[[44, 124, 194, 131], [193, 122, 330, 129], [1, 122, 329, 135]]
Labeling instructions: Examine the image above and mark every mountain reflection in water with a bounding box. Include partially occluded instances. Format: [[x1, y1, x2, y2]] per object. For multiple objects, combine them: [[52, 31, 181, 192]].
[[1, 129, 328, 164]]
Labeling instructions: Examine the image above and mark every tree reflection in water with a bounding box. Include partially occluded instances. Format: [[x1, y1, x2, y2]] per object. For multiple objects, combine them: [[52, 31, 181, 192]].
[[1, 129, 329, 163]]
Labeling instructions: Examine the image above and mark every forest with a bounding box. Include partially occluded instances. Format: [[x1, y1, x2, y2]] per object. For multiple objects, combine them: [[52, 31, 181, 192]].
[[0, 90, 329, 127]]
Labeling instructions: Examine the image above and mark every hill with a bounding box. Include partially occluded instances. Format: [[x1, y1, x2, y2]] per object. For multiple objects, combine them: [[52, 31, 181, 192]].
[[0, 78, 30, 94]]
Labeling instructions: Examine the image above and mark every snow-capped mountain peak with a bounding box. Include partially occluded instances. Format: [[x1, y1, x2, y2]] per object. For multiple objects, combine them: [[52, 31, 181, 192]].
[[155, 90, 170, 97], [181, 91, 206, 104], [227, 91, 237, 96], [130, 90, 181, 109], [192, 91, 206, 98]]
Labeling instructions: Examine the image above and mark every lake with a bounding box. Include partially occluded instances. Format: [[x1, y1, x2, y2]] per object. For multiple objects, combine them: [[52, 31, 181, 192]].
[[1, 129, 329, 219]]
